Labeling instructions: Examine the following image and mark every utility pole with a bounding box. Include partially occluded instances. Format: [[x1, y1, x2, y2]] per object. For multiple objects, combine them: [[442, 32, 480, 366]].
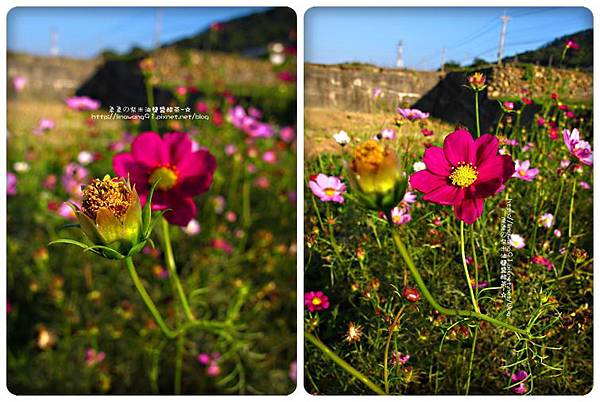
[[154, 9, 162, 49], [50, 28, 59, 56], [497, 11, 511, 65], [396, 40, 404, 68], [441, 47, 446, 71]]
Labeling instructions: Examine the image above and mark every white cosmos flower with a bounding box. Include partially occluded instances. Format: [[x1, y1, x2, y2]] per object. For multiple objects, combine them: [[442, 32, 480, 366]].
[[333, 130, 350, 146]]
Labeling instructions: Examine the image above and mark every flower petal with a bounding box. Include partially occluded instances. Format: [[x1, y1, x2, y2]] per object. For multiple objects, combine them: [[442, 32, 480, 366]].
[[112, 152, 150, 193], [164, 196, 197, 226], [176, 150, 217, 197], [443, 129, 475, 166], [422, 183, 459, 205], [131, 132, 165, 168], [163, 132, 193, 166], [473, 134, 499, 166], [423, 146, 451, 176], [409, 170, 448, 194], [477, 155, 515, 184], [454, 194, 484, 224]]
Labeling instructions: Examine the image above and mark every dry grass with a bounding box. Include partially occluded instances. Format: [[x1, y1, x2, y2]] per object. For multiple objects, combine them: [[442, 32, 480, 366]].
[[304, 107, 455, 159]]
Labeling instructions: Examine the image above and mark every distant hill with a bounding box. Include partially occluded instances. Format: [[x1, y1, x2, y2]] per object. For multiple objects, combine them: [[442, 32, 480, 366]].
[[167, 7, 296, 57], [503, 29, 592, 69]]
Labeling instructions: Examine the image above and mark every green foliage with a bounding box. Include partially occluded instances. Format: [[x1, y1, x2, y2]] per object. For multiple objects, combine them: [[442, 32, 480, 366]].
[[304, 90, 593, 395], [7, 78, 297, 394]]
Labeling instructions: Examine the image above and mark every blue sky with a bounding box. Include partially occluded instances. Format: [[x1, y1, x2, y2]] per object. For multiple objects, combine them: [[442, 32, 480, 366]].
[[305, 7, 592, 70], [7, 7, 266, 59]]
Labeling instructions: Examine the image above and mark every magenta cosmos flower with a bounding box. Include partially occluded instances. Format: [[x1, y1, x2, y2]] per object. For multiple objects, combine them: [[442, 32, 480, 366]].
[[512, 160, 539, 181], [410, 130, 514, 224], [7, 172, 17, 196], [563, 128, 593, 166], [113, 132, 217, 226], [309, 174, 346, 203], [66, 96, 100, 111], [304, 291, 330, 312]]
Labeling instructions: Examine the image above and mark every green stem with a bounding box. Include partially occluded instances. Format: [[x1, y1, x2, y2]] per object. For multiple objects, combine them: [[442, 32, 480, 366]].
[[391, 231, 530, 336], [174, 334, 184, 394], [495, 111, 505, 137], [474, 90, 481, 137], [144, 78, 158, 133], [306, 332, 386, 395], [384, 306, 404, 394], [465, 325, 478, 395], [568, 178, 577, 238], [125, 257, 177, 339], [161, 218, 196, 321], [461, 222, 480, 313]]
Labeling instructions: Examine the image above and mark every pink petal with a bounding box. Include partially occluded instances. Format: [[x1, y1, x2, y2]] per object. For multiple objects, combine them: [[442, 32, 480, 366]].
[[454, 195, 484, 224], [423, 146, 451, 176], [176, 151, 217, 197], [443, 129, 475, 166], [131, 132, 165, 168], [409, 170, 448, 194], [422, 183, 459, 205], [477, 155, 515, 184], [112, 152, 150, 193], [163, 132, 193, 166], [164, 196, 197, 226], [473, 134, 499, 166]]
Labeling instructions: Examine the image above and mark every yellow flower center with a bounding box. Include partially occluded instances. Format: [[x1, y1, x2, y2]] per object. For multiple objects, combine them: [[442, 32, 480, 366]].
[[324, 188, 336, 197], [352, 139, 386, 174], [449, 162, 479, 187], [312, 297, 322, 306], [149, 166, 178, 191], [82, 175, 133, 220]]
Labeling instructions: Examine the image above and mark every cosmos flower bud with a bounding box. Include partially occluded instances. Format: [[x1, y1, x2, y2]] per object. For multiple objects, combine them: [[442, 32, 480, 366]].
[[75, 176, 143, 257], [468, 72, 487, 91], [51, 175, 161, 260], [347, 139, 407, 211]]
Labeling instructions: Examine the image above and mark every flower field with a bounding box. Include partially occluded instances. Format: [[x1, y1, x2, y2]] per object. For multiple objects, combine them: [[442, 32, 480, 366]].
[[7, 46, 297, 394], [304, 65, 593, 394]]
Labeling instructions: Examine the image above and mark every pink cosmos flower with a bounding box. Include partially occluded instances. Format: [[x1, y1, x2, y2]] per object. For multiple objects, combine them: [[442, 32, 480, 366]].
[[372, 88, 383, 99], [512, 160, 539, 181], [182, 219, 201, 235], [403, 191, 417, 204], [538, 213, 554, 228], [57, 201, 77, 220], [563, 128, 593, 166], [380, 128, 396, 140], [7, 172, 17, 196], [228, 106, 275, 138], [537, 117, 545, 126], [85, 348, 106, 367], [33, 118, 55, 136], [62, 163, 89, 197], [66, 96, 100, 111], [212, 238, 233, 254], [502, 101, 514, 111], [309, 174, 346, 203], [198, 352, 221, 377], [304, 291, 330, 312], [421, 128, 434, 137], [289, 361, 297, 383], [579, 181, 591, 190], [389, 351, 410, 366], [397, 108, 429, 121], [410, 130, 514, 224], [113, 132, 217, 226], [278, 71, 295, 82], [262, 150, 278, 164], [553, 229, 562, 238], [280, 126, 296, 143], [175, 86, 187, 97], [532, 255, 554, 271], [391, 206, 411, 225], [565, 39, 580, 50], [12, 75, 27, 92], [509, 234, 525, 249]]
